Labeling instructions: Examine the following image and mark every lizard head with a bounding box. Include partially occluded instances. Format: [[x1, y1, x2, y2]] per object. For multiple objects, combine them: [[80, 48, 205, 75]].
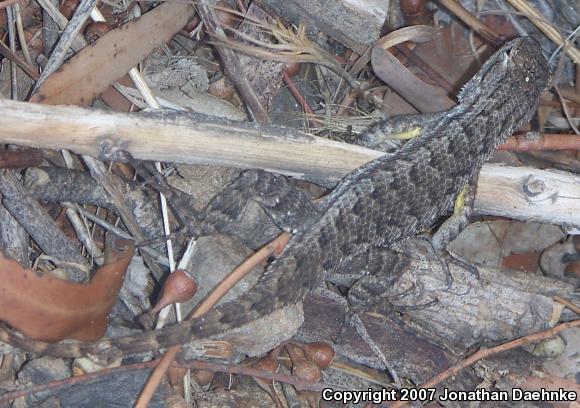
[[459, 36, 551, 108], [503, 36, 551, 94], [458, 37, 551, 147]]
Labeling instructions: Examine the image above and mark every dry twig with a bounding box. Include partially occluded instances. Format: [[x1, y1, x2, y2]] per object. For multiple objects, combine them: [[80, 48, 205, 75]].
[[390, 319, 580, 408]]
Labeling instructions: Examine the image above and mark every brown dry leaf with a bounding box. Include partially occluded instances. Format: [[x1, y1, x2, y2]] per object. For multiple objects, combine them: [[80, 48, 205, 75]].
[[374, 25, 435, 52], [30, 0, 195, 106], [371, 30, 455, 113], [0, 235, 134, 342], [412, 25, 490, 92]]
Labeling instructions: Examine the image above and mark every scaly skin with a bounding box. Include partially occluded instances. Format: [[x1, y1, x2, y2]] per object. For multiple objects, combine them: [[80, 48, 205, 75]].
[[0, 37, 550, 358]]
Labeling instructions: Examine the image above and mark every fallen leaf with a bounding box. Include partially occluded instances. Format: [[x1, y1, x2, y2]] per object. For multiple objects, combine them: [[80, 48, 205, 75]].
[[0, 234, 134, 342], [371, 32, 455, 113], [30, 0, 195, 106]]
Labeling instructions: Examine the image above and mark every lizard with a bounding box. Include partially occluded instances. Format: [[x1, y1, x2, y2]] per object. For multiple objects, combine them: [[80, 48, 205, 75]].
[[0, 36, 550, 358]]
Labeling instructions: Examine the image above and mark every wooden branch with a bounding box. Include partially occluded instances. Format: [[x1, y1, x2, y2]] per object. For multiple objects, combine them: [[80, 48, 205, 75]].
[[0, 99, 377, 185], [371, 45, 455, 112], [475, 164, 580, 228], [197, 1, 270, 123], [0, 170, 90, 281], [0, 100, 577, 226]]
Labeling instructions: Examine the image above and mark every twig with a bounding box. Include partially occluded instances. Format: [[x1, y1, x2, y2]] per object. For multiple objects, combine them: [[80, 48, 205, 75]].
[[0, 39, 38, 80], [41, 0, 60, 53], [234, 0, 246, 13], [553, 296, 580, 315], [61, 203, 170, 266], [135, 232, 292, 407], [33, 0, 98, 91], [390, 319, 580, 408], [82, 157, 163, 280], [58, 149, 103, 266], [0, 170, 90, 281], [505, 0, 580, 64], [35, 0, 86, 51], [498, 133, 580, 151], [0, 359, 160, 405], [282, 71, 322, 128], [557, 88, 580, 105], [6, 4, 17, 99], [0, 353, 328, 404], [197, 0, 270, 123], [12, 4, 32, 66], [65, 205, 103, 264], [436, 0, 503, 48], [554, 86, 580, 135], [182, 359, 327, 392]]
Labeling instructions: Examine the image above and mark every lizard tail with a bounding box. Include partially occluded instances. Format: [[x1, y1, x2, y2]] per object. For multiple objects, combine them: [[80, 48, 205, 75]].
[[0, 235, 320, 359]]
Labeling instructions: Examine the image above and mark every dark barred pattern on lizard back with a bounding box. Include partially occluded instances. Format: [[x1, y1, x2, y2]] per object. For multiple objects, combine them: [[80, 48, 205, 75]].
[[0, 37, 550, 358]]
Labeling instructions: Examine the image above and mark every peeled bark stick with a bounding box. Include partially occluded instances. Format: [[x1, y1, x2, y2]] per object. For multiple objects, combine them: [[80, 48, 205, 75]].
[[0, 170, 90, 282], [0, 100, 577, 226], [32, 0, 97, 91], [0, 99, 374, 185]]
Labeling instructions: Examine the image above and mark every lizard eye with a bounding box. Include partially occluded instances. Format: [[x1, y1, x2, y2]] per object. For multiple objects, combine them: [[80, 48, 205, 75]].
[[520, 69, 536, 92]]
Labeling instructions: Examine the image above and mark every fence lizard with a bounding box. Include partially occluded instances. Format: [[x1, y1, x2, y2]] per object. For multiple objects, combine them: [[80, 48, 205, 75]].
[[0, 37, 550, 358]]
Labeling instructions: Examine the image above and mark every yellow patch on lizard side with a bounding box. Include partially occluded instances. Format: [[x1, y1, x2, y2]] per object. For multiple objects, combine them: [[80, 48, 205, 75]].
[[391, 126, 423, 140], [454, 187, 467, 214]]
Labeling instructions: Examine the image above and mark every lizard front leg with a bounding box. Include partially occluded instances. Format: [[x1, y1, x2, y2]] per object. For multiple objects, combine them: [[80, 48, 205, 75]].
[[357, 112, 444, 151], [430, 171, 481, 282]]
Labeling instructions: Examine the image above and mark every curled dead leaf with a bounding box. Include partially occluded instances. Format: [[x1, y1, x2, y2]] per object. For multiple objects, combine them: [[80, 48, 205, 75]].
[[0, 234, 134, 342]]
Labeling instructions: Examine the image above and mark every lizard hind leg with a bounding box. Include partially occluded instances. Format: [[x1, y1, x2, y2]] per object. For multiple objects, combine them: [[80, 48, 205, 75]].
[[345, 249, 438, 315], [337, 248, 435, 385], [200, 169, 320, 240]]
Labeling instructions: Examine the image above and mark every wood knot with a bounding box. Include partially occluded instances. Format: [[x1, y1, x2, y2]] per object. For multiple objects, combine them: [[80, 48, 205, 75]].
[[522, 175, 556, 203], [96, 136, 131, 162]]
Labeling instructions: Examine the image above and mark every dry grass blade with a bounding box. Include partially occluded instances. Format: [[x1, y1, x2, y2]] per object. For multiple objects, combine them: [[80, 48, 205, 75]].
[[505, 0, 580, 64], [207, 8, 358, 87]]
